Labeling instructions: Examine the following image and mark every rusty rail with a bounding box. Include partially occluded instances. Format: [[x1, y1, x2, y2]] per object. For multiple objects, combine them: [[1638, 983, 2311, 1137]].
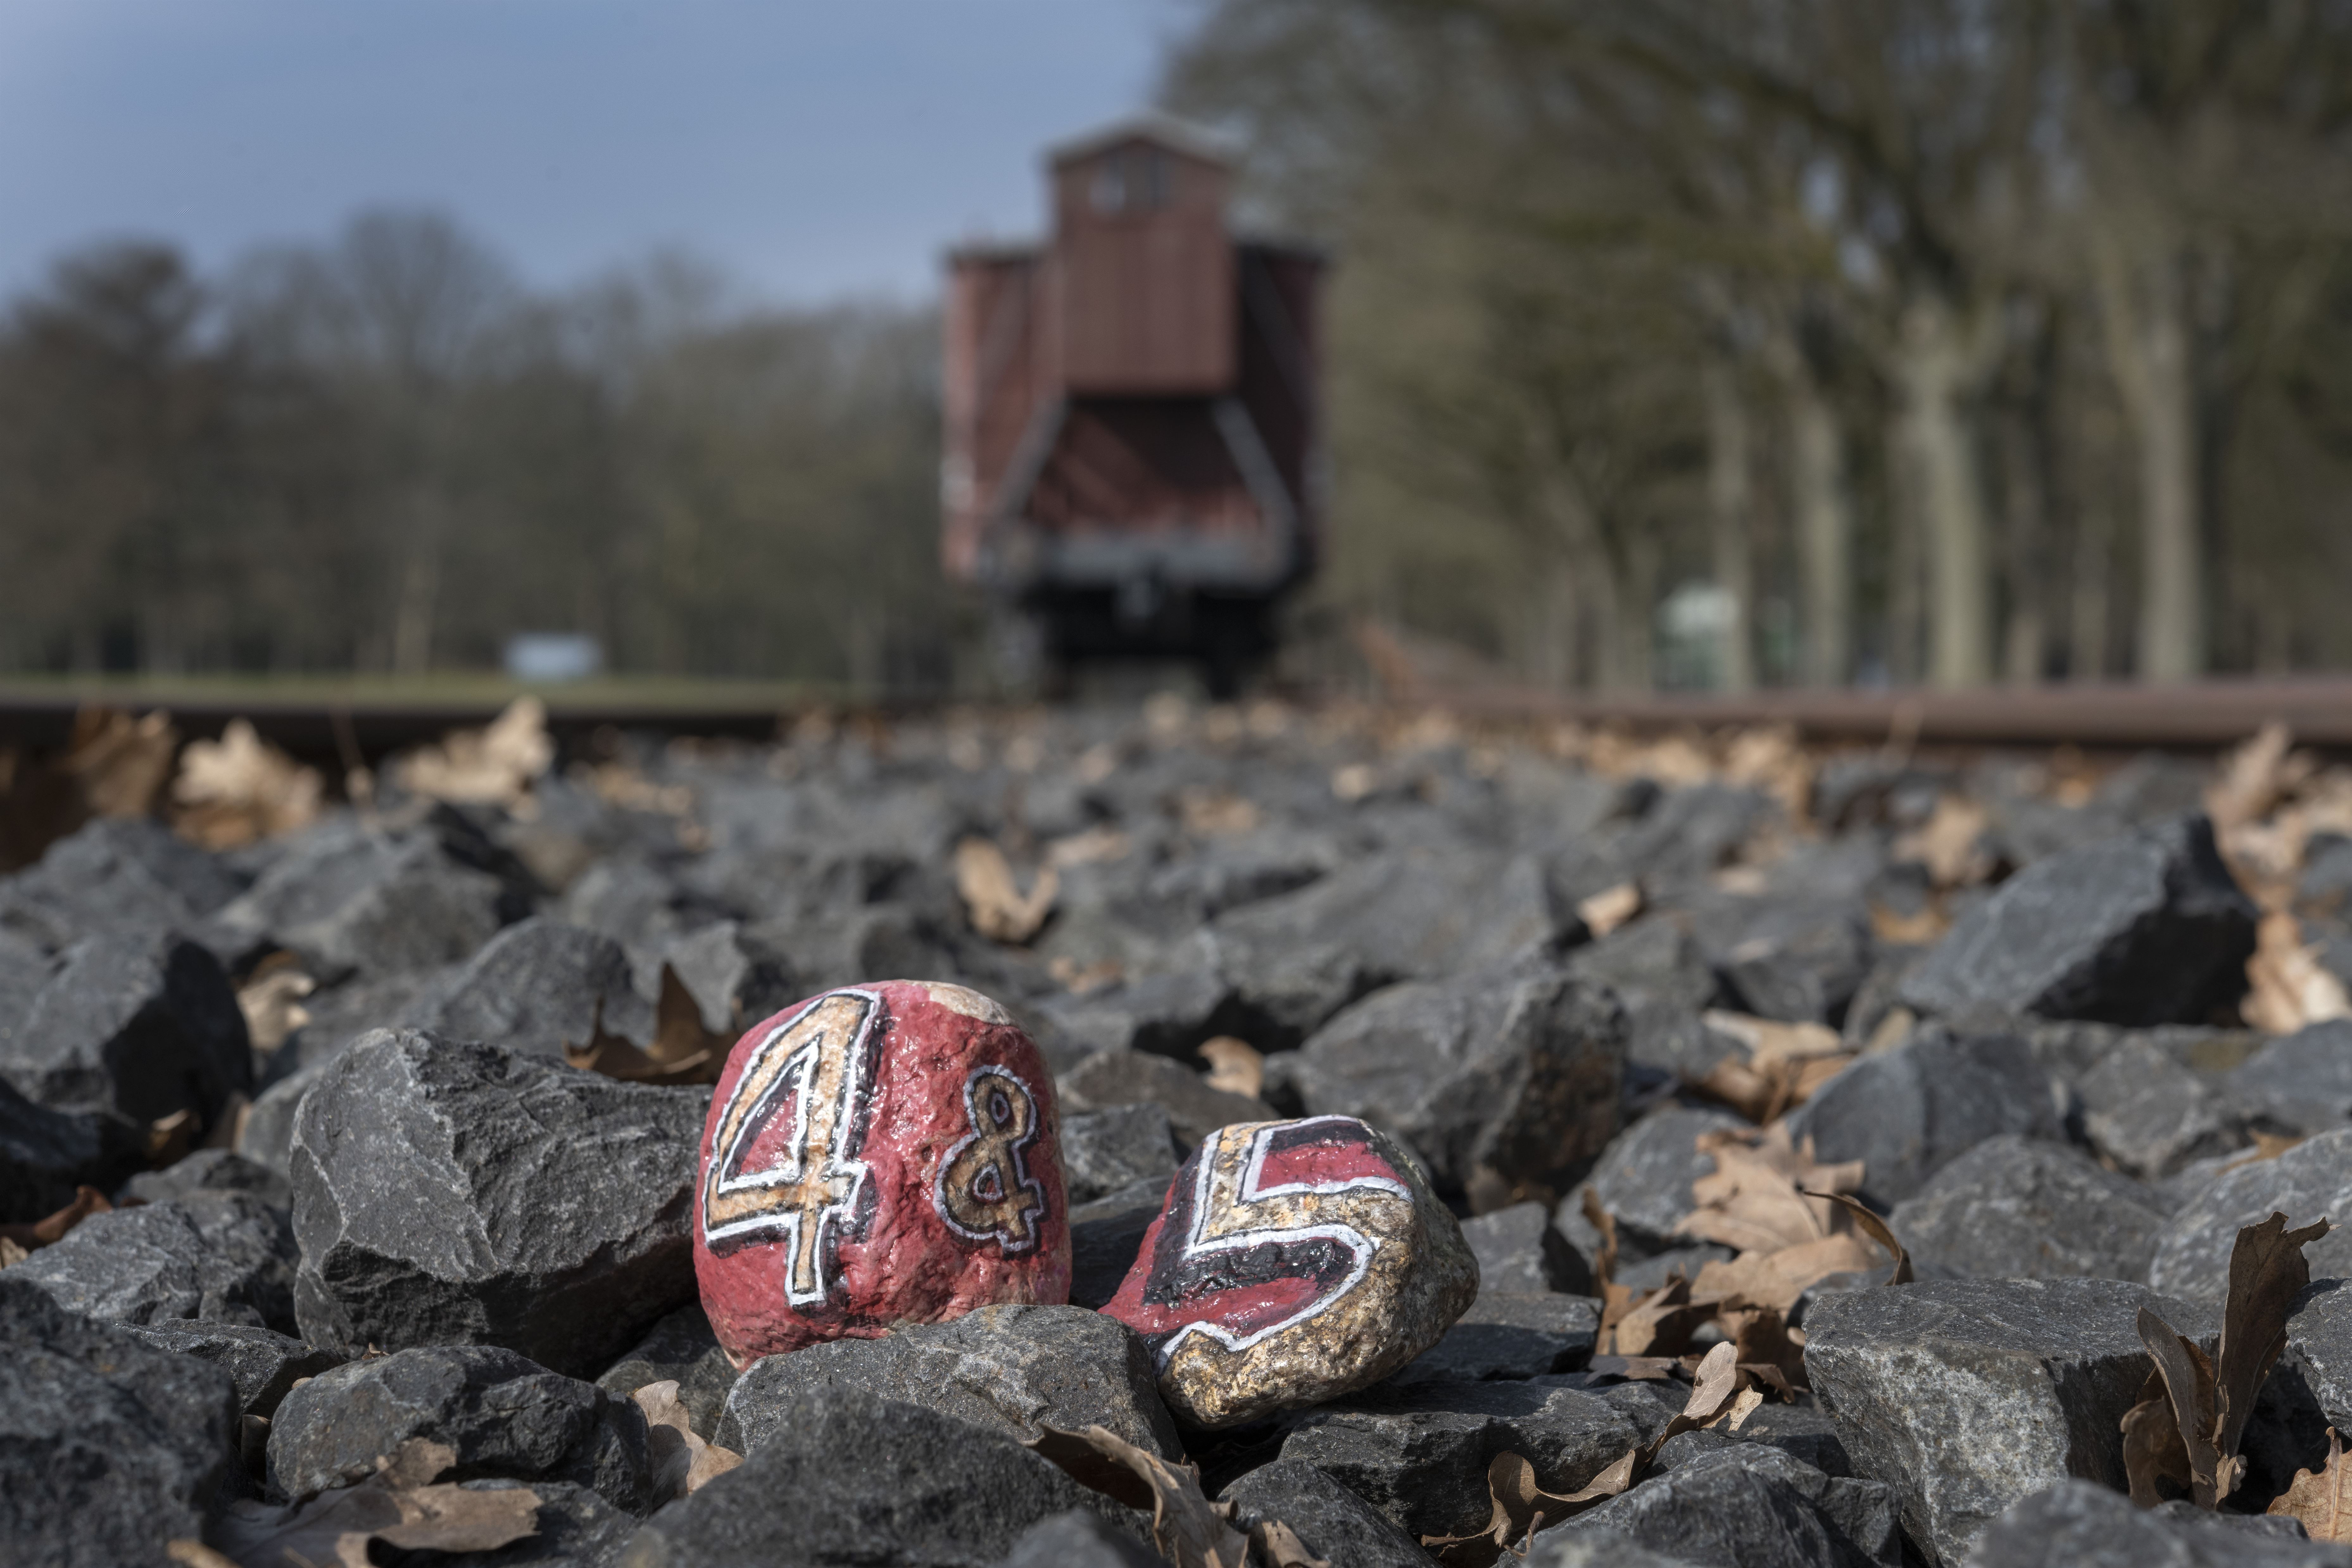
[[0, 675, 2348, 762]]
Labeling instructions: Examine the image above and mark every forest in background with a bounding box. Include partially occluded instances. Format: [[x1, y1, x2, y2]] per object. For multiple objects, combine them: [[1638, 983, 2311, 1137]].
[[5, 0, 2352, 694]]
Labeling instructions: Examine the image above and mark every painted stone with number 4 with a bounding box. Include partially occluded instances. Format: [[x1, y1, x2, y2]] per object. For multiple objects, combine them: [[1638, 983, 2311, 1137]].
[[694, 981, 1071, 1367], [1101, 1115, 1478, 1427]]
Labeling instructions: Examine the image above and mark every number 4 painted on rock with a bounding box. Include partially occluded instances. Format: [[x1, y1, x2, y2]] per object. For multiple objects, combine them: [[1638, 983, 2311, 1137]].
[[699, 990, 880, 1304]]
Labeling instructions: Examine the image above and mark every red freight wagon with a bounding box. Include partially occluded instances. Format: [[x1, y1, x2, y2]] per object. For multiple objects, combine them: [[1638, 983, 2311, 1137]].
[[942, 115, 1326, 696]]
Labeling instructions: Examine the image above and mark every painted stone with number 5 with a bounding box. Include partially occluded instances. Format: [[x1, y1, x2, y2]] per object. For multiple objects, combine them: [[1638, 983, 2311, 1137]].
[[1101, 1115, 1479, 1427], [694, 980, 1071, 1366]]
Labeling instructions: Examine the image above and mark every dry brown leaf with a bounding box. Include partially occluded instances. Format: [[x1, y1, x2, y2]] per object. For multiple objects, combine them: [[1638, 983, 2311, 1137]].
[[2245, 910, 2352, 1035], [1178, 788, 1261, 837], [2215, 1212, 2331, 1494], [563, 969, 729, 1086], [2140, 1305, 2224, 1508], [1690, 1235, 1883, 1315], [1197, 1036, 1264, 1099], [0, 1184, 112, 1252], [0, 1235, 27, 1269], [2271, 1427, 2352, 1540], [1894, 795, 1991, 888], [2210, 721, 2299, 834], [632, 1380, 743, 1499], [64, 705, 181, 820], [2122, 1368, 2191, 1508], [166, 1542, 241, 1568], [1803, 1190, 1913, 1287], [237, 958, 315, 1056], [1718, 1301, 1811, 1393], [394, 698, 553, 814], [1045, 825, 1131, 868], [1580, 1355, 1681, 1382], [1677, 1125, 1865, 1255], [148, 1107, 200, 1166], [211, 1437, 537, 1568], [172, 719, 324, 850], [1648, 1341, 1744, 1452], [954, 837, 1059, 943], [1027, 1425, 1248, 1568], [1581, 1186, 1637, 1350], [1421, 1448, 1639, 1567], [1047, 955, 1125, 995], [1250, 1520, 1331, 1568], [1869, 902, 1950, 945], [1609, 1276, 1716, 1358], [1576, 881, 1643, 938], [1689, 1046, 1856, 1128]]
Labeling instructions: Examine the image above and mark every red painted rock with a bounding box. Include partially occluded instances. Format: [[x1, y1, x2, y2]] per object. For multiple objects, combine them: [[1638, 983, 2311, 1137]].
[[693, 980, 1070, 1367], [1100, 1114, 1478, 1427]]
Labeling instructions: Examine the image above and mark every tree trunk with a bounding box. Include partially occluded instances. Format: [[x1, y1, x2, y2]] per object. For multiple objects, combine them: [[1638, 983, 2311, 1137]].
[[1704, 362, 1756, 693], [1891, 295, 1994, 688], [1785, 373, 1852, 687], [2071, 495, 2113, 680], [1615, 528, 1658, 692], [390, 489, 442, 677], [2000, 407, 2047, 685], [2090, 235, 2205, 681]]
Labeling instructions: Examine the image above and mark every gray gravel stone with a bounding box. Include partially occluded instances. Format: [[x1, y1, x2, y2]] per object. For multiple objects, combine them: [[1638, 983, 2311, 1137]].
[[12, 1190, 299, 1332], [237, 1056, 329, 1175], [2288, 1277, 2352, 1433], [1382, 1291, 1600, 1386], [1277, 1374, 1642, 1540], [2077, 1037, 2248, 1178], [1059, 1102, 1179, 1205], [1462, 1198, 1591, 1294], [289, 1028, 706, 1377], [1059, 1048, 1272, 1149], [1540, 1443, 1902, 1568], [995, 1509, 1162, 1568], [121, 1146, 292, 1208], [0, 1273, 244, 1568], [118, 1318, 344, 1419], [1899, 813, 2256, 1025], [268, 1343, 656, 1512], [1963, 1477, 2351, 1567], [2233, 1020, 2352, 1136], [597, 1302, 740, 1442], [1574, 1105, 1747, 1250], [717, 1304, 1179, 1460], [1786, 1023, 2061, 1206], [1565, 919, 1724, 1081], [0, 929, 250, 1130], [1803, 1276, 2217, 1567], [1285, 967, 1624, 1200], [1523, 1532, 1709, 1568], [1890, 1135, 2168, 1281], [2147, 1128, 2352, 1307], [0, 817, 245, 954], [0, 1072, 142, 1222], [203, 820, 507, 981], [400, 917, 654, 1059], [616, 1386, 1135, 1567], [1220, 1457, 1434, 1568], [1207, 848, 1568, 1044]]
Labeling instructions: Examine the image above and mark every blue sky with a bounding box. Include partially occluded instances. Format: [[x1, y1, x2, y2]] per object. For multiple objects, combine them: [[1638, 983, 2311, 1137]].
[[0, 0, 1182, 306]]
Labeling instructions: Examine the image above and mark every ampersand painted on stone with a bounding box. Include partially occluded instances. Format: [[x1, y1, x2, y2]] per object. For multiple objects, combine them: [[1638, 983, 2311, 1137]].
[[1109, 1115, 1411, 1367], [700, 989, 880, 1305], [933, 1064, 1047, 1254]]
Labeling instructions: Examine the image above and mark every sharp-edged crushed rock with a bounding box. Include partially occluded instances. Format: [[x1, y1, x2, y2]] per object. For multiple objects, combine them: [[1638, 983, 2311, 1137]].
[[288, 1027, 706, 1376], [0, 1273, 245, 1568], [716, 1303, 1180, 1459], [267, 1343, 658, 1512], [617, 1386, 1135, 1565], [1803, 1276, 2218, 1566]]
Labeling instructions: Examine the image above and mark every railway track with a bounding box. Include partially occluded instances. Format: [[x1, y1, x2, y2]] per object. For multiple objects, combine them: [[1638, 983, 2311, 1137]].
[[0, 674, 2347, 766]]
